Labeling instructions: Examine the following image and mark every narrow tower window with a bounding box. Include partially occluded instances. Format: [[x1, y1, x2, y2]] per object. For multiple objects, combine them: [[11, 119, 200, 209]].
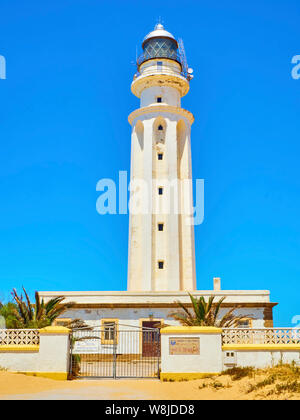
[[158, 153, 163, 160], [157, 61, 163, 70], [158, 261, 164, 269], [158, 187, 163, 195], [158, 223, 164, 231], [156, 97, 162, 103], [158, 125, 163, 131]]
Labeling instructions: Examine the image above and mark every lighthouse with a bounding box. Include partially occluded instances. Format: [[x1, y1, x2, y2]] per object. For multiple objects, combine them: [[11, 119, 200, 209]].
[[127, 23, 197, 292], [40, 23, 276, 336]]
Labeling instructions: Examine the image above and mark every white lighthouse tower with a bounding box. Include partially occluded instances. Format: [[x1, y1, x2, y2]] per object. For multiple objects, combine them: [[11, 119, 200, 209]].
[[40, 23, 276, 332], [127, 23, 196, 292]]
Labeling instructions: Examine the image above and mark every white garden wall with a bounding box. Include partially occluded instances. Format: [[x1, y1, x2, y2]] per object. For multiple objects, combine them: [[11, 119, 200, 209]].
[[0, 326, 70, 380], [223, 349, 300, 369], [160, 326, 223, 381]]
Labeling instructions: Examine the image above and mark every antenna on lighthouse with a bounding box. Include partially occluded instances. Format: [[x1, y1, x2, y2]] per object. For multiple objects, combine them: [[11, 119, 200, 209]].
[[157, 16, 164, 25], [178, 38, 194, 81]]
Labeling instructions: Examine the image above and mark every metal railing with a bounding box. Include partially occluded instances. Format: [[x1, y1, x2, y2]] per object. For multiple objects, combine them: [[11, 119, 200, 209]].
[[222, 328, 300, 345], [0, 329, 40, 345]]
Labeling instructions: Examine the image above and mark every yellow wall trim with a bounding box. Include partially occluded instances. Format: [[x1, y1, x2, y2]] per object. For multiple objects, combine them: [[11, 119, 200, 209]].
[[0, 345, 39, 353], [161, 326, 222, 335], [160, 372, 220, 381], [14, 371, 68, 381], [223, 344, 300, 351], [39, 326, 70, 335]]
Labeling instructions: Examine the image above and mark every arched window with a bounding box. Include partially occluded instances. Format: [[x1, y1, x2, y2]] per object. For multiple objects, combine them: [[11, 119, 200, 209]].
[[158, 125, 163, 131]]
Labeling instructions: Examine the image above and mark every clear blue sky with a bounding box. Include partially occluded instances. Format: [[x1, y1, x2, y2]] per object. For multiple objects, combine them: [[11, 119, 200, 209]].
[[0, 0, 299, 326]]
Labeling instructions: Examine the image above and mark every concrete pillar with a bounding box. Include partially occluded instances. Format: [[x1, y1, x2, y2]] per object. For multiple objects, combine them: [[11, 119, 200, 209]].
[[38, 326, 70, 380], [160, 326, 223, 381]]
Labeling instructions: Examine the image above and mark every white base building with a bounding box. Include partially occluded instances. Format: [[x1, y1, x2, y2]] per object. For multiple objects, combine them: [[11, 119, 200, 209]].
[[40, 284, 277, 331]]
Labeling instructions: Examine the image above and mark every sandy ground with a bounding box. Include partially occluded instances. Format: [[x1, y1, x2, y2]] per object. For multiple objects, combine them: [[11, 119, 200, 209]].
[[0, 371, 299, 400]]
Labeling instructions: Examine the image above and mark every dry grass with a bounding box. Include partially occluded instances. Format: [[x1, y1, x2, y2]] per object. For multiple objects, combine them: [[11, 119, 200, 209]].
[[223, 366, 255, 381], [156, 364, 300, 399], [219, 363, 300, 399]]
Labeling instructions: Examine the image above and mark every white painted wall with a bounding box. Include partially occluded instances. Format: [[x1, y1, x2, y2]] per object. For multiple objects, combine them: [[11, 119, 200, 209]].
[[38, 331, 70, 373], [61, 307, 266, 329], [224, 350, 300, 369], [63, 307, 178, 328], [161, 329, 223, 375], [62, 307, 267, 357], [0, 329, 70, 375], [140, 86, 180, 107], [218, 307, 266, 328], [0, 350, 40, 372]]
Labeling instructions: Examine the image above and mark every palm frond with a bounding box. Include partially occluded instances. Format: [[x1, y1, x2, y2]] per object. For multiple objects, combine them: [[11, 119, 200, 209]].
[[22, 287, 33, 321], [188, 293, 201, 322], [11, 289, 29, 323], [168, 311, 195, 326], [170, 293, 249, 328], [35, 292, 43, 320], [210, 296, 226, 325], [45, 296, 65, 314], [9, 288, 75, 328], [174, 300, 193, 318]]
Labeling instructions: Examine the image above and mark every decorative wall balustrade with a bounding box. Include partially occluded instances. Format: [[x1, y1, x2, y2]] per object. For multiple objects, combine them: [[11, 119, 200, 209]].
[[0, 329, 40, 345], [222, 328, 300, 345]]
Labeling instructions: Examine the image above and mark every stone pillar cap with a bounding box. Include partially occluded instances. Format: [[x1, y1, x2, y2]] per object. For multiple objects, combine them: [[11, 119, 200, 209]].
[[39, 326, 70, 335]]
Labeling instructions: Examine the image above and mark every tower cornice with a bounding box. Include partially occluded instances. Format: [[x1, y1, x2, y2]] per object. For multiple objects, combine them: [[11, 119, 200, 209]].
[[128, 105, 194, 126], [131, 73, 190, 98]]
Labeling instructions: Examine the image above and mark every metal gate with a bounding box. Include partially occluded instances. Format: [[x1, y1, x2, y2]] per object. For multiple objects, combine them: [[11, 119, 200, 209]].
[[70, 325, 161, 379]]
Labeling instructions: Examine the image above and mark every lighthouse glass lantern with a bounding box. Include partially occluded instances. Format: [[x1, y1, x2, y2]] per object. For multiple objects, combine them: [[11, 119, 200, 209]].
[[137, 23, 180, 66]]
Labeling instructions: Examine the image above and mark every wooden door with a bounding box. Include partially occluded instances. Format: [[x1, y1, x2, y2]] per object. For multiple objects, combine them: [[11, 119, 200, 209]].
[[142, 321, 161, 357]]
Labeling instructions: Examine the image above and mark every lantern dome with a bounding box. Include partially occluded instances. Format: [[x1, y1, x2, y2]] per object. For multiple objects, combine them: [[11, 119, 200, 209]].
[[137, 23, 180, 67], [142, 23, 178, 48]]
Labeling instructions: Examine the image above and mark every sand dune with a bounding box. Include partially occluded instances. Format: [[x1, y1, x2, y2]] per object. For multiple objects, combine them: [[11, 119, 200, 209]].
[[0, 367, 299, 400]]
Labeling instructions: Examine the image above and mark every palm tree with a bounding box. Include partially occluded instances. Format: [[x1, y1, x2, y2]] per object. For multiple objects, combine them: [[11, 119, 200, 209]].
[[9, 287, 75, 329], [169, 293, 253, 328], [0, 302, 21, 329]]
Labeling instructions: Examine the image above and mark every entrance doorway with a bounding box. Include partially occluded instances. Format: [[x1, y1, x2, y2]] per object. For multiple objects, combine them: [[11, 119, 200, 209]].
[[142, 321, 161, 357]]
